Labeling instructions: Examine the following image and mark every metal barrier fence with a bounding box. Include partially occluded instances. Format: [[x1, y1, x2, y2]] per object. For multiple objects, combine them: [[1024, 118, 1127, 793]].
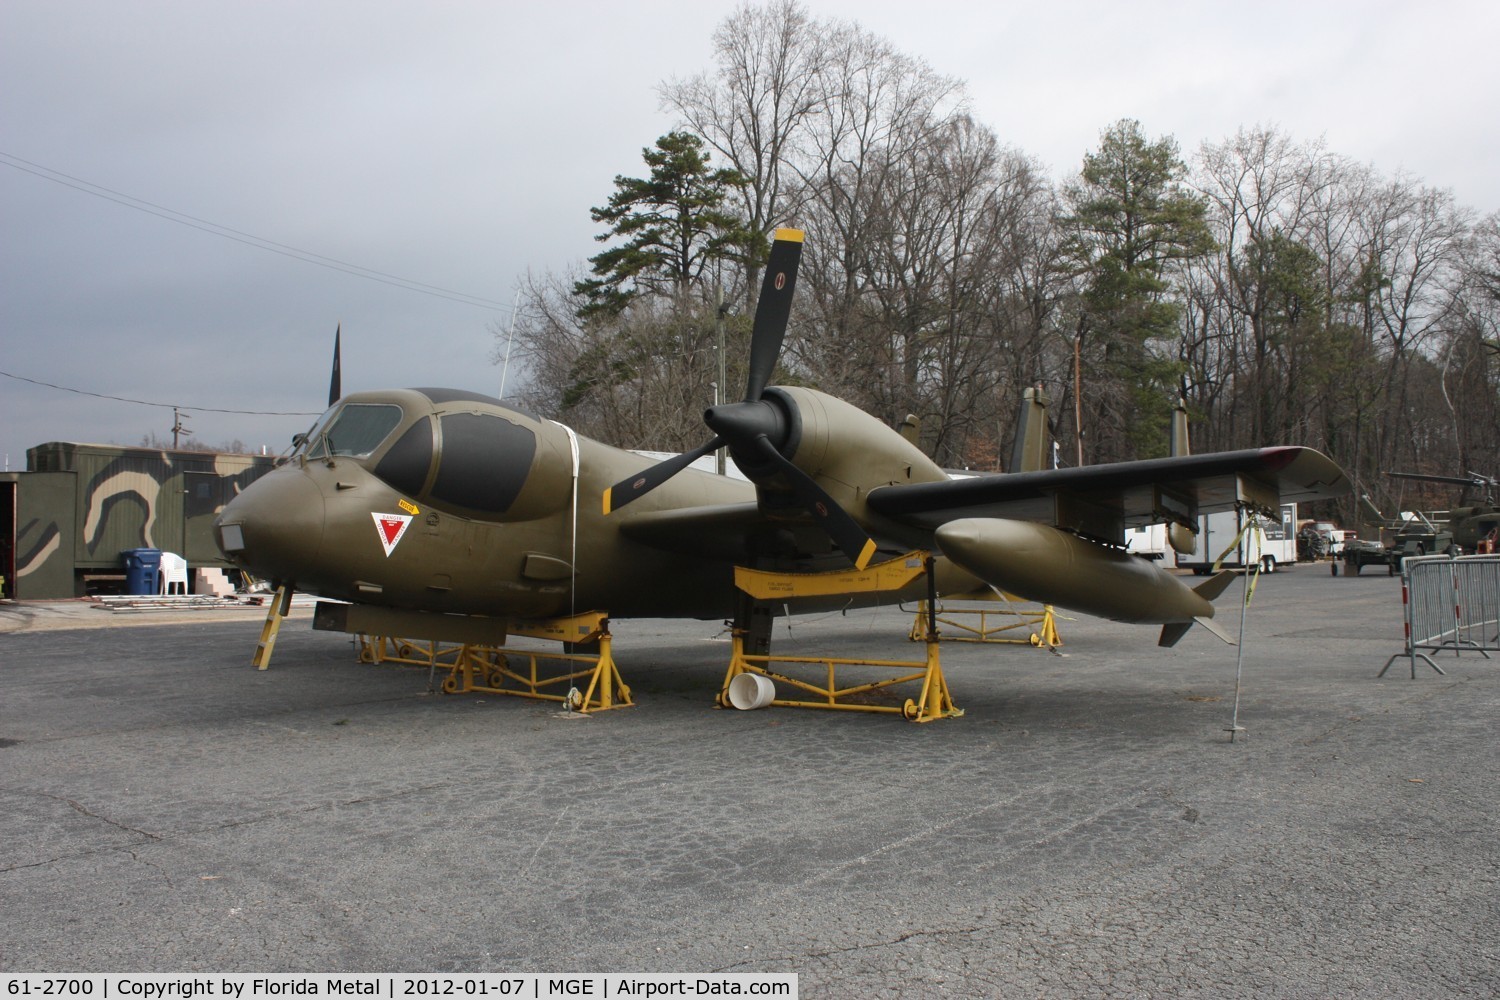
[[1380, 554, 1500, 677]]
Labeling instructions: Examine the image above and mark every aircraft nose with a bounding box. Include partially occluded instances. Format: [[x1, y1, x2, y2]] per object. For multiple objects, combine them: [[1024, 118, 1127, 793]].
[[215, 466, 325, 584]]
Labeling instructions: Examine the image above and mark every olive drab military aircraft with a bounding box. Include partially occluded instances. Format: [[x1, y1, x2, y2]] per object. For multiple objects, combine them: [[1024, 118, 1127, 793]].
[[214, 229, 1351, 657]]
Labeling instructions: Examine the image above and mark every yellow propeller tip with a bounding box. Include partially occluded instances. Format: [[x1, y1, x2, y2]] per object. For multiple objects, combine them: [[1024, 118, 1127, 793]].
[[773, 228, 805, 243]]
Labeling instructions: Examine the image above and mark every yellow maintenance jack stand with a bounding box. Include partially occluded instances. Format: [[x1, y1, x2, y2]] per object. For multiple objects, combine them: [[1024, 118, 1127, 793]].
[[719, 552, 961, 723], [366, 611, 634, 713], [905, 592, 1062, 648], [359, 635, 467, 669]]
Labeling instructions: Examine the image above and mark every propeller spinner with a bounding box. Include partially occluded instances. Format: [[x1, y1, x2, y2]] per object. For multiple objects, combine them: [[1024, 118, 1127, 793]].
[[602, 228, 877, 569]]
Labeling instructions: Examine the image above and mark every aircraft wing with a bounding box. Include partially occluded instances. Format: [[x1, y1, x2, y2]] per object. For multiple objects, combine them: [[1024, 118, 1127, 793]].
[[866, 446, 1349, 540]]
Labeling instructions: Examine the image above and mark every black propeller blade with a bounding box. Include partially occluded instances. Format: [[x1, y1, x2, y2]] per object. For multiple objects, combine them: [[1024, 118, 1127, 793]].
[[603, 436, 724, 515], [745, 435, 877, 569], [602, 228, 877, 569], [743, 230, 802, 402], [604, 228, 806, 512]]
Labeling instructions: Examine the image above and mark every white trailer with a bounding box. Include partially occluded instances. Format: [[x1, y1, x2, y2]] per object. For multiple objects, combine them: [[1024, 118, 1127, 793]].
[[1124, 522, 1169, 560], [1174, 503, 1298, 574]]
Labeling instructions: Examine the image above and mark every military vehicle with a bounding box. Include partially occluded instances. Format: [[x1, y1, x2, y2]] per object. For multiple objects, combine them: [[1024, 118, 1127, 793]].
[[1387, 471, 1500, 554], [1341, 537, 1397, 576], [214, 230, 1350, 659]]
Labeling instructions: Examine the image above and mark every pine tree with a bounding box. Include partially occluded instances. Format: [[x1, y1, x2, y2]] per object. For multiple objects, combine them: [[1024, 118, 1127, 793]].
[[574, 131, 762, 319], [1061, 119, 1215, 460]]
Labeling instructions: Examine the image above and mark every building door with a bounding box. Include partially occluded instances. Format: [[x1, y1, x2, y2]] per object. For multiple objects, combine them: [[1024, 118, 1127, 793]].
[[183, 471, 227, 562]]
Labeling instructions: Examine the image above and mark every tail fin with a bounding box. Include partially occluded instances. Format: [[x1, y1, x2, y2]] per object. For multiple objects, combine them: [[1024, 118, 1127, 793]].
[[1192, 570, 1236, 603], [1010, 386, 1050, 472], [1170, 398, 1190, 457], [1158, 615, 1238, 648], [897, 413, 921, 446], [1158, 571, 1239, 647], [1164, 400, 1200, 555]]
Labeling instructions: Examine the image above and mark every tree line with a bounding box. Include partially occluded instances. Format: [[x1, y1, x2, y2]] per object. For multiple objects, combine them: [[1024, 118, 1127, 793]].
[[502, 0, 1499, 525]]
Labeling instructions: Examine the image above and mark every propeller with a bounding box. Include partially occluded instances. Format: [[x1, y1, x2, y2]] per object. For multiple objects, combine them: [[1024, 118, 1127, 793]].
[[603, 228, 878, 569]]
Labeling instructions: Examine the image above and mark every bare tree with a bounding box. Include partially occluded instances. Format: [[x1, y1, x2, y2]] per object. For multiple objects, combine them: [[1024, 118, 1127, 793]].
[[786, 24, 967, 417], [508, 1, 1500, 504], [1194, 127, 1338, 444], [659, 0, 827, 309], [501, 269, 752, 452], [1358, 177, 1472, 478], [1431, 212, 1500, 478]]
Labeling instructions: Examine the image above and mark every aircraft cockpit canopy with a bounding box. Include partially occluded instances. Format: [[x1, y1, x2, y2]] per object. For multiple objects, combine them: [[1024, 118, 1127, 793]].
[[290, 391, 569, 521], [300, 403, 404, 461]]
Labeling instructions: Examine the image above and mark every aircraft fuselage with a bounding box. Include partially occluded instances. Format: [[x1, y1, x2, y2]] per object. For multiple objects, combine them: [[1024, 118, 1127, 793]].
[[216, 389, 756, 620]]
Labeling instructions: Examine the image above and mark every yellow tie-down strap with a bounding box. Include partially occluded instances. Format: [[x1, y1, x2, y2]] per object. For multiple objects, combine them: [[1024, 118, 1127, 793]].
[[735, 551, 928, 600]]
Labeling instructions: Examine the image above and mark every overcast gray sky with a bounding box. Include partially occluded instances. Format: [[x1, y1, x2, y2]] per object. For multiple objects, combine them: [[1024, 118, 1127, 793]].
[[3, 0, 1496, 466]]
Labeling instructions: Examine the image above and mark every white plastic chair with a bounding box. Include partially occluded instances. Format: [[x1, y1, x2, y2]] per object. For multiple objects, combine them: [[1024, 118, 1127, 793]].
[[159, 552, 189, 595]]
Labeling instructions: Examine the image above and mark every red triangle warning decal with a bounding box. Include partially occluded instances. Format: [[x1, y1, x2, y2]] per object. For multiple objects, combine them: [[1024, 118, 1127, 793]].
[[372, 512, 413, 557]]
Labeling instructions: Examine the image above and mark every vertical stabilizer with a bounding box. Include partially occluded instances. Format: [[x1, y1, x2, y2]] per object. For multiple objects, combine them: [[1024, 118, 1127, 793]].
[[898, 414, 921, 447], [1166, 398, 1198, 555], [1170, 398, 1190, 457], [1010, 386, 1051, 473]]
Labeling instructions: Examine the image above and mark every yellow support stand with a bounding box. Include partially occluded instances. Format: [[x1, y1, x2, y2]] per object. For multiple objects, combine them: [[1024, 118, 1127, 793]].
[[719, 551, 962, 722], [251, 584, 293, 670], [720, 632, 960, 722], [906, 594, 1062, 648], [360, 611, 634, 713], [358, 635, 466, 669]]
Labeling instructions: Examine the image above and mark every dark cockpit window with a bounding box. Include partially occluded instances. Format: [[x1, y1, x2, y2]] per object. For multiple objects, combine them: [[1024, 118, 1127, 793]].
[[372, 418, 434, 497], [430, 412, 536, 513], [307, 403, 404, 459]]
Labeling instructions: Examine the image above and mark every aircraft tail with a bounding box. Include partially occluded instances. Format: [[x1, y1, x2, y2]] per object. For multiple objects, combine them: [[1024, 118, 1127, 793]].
[[1192, 569, 1237, 603], [1158, 571, 1239, 647], [1170, 398, 1190, 457], [1010, 386, 1051, 473]]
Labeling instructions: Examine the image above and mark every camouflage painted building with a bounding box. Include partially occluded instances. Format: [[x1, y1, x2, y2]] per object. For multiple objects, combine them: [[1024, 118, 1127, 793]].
[[0, 442, 278, 599]]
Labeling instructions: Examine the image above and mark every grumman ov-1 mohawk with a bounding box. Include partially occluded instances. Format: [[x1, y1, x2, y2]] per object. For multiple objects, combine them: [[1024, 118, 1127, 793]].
[[214, 229, 1350, 681]]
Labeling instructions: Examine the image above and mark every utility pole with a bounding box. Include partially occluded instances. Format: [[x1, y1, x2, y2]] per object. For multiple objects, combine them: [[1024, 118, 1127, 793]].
[[172, 408, 191, 449], [716, 283, 727, 476], [1073, 334, 1084, 467]]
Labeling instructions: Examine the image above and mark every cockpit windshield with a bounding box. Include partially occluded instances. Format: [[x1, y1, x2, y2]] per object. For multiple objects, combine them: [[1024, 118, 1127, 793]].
[[301, 403, 404, 460]]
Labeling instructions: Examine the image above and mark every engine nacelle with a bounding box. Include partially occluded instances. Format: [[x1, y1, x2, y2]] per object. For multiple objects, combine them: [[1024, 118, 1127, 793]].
[[769, 385, 951, 502]]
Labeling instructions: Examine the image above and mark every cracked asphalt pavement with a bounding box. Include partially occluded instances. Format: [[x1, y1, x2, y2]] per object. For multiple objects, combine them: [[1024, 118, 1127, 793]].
[[1, 569, 1496, 996]]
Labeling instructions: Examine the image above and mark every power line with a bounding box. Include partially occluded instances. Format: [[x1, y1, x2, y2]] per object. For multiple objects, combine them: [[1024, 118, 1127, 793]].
[[0, 369, 322, 416], [0, 150, 514, 314]]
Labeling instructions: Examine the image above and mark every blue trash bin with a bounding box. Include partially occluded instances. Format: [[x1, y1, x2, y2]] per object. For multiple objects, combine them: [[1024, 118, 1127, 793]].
[[122, 548, 163, 595]]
